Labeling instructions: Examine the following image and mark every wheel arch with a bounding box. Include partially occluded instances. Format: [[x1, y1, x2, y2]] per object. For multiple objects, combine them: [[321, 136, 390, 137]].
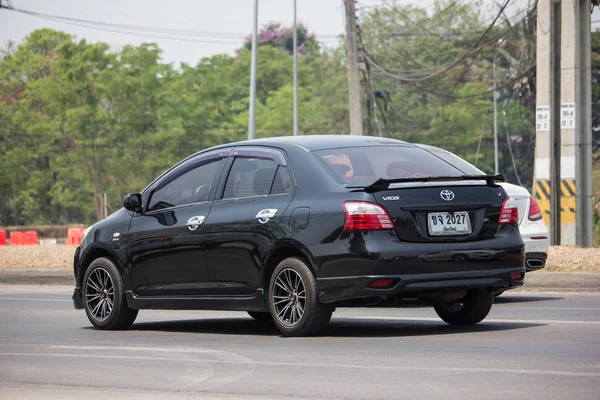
[[78, 245, 127, 288], [259, 240, 319, 292]]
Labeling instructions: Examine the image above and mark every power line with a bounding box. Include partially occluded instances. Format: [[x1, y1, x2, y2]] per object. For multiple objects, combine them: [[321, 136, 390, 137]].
[[361, 0, 513, 82], [361, 0, 533, 78], [444, 2, 536, 94], [3, 5, 342, 44]]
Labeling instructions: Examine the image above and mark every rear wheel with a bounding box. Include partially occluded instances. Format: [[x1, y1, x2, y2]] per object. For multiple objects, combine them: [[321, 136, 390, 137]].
[[247, 311, 272, 321], [268, 257, 332, 337], [83, 257, 138, 330], [434, 289, 494, 325]]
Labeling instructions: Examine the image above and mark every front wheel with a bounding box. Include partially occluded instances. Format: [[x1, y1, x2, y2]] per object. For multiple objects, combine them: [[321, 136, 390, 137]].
[[83, 257, 138, 330], [268, 257, 332, 337], [434, 289, 494, 325]]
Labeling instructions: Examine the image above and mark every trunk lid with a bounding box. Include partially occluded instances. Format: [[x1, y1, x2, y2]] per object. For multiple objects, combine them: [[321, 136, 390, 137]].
[[370, 181, 507, 243]]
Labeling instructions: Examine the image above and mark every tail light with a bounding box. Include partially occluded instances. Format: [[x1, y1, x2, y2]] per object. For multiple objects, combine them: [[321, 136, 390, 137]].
[[343, 201, 393, 231], [528, 198, 543, 221], [498, 197, 519, 225]]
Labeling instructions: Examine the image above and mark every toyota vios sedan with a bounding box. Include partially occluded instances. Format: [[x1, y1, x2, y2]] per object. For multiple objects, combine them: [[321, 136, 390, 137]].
[[72, 136, 525, 336]]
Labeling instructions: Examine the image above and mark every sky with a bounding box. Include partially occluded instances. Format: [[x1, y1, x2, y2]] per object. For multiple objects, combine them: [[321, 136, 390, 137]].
[[0, 0, 598, 66], [0, 0, 355, 65]]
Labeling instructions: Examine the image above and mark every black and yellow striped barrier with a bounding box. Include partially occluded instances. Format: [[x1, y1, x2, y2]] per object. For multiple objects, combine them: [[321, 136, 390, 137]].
[[534, 179, 576, 225]]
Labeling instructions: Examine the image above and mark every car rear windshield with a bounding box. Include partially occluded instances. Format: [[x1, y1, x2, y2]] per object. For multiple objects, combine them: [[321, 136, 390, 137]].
[[420, 147, 485, 176], [315, 146, 465, 183]]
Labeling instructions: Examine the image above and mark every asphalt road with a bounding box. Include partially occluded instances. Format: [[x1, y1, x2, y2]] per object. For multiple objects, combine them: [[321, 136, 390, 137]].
[[0, 286, 599, 400]]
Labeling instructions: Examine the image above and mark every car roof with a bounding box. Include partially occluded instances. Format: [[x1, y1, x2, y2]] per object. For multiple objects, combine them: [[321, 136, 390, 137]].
[[215, 135, 411, 152]]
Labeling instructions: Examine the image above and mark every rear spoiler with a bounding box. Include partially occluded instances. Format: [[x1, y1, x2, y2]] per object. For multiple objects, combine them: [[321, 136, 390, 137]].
[[346, 174, 505, 191]]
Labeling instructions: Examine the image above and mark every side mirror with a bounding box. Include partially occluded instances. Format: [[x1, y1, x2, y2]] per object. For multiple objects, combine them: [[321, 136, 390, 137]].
[[123, 193, 143, 213]]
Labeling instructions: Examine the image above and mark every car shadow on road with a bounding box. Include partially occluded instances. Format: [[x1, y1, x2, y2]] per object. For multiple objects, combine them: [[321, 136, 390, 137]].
[[126, 318, 544, 338], [494, 295, 564, 304], [325, 319, 544, 338]]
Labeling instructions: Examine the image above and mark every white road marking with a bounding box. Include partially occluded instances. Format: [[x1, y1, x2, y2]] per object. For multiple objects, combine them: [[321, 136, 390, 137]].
[[52, 345, 256, 385], [0, 297, 71, 302], [52, 345, 222, 354], [0, 352, 189, 362], [2, 351, 599, 378]]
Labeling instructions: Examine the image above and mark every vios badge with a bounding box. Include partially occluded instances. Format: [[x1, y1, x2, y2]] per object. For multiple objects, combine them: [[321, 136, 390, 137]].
[[440, 190, 455, 201]]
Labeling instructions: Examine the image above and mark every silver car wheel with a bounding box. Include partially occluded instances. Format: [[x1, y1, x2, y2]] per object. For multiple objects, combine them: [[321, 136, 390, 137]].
[[272, 268, 306, 327], [85, 267, 114, 322]]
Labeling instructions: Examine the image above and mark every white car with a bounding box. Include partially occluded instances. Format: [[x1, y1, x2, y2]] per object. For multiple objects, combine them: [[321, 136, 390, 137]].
[[416, 144, 549, 271]]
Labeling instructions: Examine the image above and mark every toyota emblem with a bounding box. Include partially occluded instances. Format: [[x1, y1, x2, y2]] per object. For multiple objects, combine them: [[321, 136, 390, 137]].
[[440, 190, 455, 201]]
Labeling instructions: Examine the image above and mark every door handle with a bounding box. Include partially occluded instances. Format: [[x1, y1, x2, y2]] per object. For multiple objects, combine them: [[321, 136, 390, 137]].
[[186, 216, 205, 231], [256, 209, 278, 224]]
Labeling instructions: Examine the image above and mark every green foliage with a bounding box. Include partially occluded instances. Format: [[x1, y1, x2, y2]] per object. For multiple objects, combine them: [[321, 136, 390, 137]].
[[0, 1, 559, 225], [0, 27, 349, 225]]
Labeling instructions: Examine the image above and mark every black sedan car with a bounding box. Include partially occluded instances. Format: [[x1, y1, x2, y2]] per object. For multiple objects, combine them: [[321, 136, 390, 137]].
[[72, 136, 524, 336]]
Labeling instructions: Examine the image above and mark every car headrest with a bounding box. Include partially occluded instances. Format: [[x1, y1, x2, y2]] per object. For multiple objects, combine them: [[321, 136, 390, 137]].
[[330, 163, 351, 178], [386, 161, 408, 177]]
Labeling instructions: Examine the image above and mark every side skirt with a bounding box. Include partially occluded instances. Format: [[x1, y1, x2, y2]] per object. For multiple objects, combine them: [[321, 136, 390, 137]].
[[124, 290, 268, 312]]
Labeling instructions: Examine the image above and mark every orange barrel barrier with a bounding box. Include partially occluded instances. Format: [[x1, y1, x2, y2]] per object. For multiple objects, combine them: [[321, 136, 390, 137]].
[[0, 230, 5, 246], [67, 228, 84, 246], [23, 231, 39, 245], [10, 231, 23, 246]]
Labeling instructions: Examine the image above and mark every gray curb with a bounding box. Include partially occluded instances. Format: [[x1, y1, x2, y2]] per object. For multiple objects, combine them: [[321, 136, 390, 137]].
[[1, 269, 599, 292], [0, 269, 74, 286], [516, 271, 600, 292]]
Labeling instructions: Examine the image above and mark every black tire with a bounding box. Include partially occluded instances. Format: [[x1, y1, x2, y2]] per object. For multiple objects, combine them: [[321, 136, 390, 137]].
[[494, 291, 504, 298], [268, 257, 332, 337], [83, 257, 138, 330], [434, 289, 494, 326], [247, 311, 273, 321]]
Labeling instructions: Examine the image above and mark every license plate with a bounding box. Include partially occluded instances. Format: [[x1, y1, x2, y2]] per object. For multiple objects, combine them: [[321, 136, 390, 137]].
[[427, 211, 471, 236]]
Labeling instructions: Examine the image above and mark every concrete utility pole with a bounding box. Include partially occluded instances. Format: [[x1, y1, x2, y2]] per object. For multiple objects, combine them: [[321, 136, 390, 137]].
[[551, 0, 562, 246], [293, 0, 299, 136], [344, 0, 363, 135], [577, 2, 593, 247], [534, 0, 593, 246], [248, 0, 259, 140], [561, 0, 593, 247], [534, 0, 561, 244]]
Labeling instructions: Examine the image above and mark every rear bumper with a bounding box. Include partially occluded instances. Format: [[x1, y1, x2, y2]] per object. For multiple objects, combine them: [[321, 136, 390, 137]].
[[310, 227, 525, 304], [317, 268, 524, 304]]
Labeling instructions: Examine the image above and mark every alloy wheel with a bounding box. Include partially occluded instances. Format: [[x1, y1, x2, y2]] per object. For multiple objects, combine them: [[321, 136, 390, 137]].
[[272, 268, 306, 327], [85, 267, 115, 321]]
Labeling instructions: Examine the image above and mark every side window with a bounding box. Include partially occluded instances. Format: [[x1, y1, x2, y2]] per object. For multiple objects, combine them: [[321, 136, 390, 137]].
[[223, 157, 279, 199], [271, 166, 292, 195], [147, 158, 222, 211]]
